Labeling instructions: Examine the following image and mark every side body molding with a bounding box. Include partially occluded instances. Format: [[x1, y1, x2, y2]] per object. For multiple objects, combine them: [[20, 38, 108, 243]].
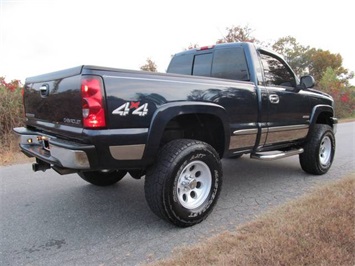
[[143, 102, 230, 162]]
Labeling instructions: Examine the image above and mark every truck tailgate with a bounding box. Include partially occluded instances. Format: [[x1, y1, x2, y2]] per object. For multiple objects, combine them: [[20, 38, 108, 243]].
[[24, 66, 84, 131]]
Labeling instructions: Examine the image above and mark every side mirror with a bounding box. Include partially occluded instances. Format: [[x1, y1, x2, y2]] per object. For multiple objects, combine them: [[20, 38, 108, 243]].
[[300, 75, 315, 89]]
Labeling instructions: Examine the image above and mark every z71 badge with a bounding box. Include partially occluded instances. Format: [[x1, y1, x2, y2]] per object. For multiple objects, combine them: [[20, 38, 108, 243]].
[[112, 102, 148, 117]]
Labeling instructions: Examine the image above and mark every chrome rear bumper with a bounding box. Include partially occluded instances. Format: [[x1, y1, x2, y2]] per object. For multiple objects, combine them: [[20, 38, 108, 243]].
[[13, 127, 92, 169]]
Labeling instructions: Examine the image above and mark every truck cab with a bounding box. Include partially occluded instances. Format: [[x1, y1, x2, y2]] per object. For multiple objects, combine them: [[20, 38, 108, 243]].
[[167, 42, 335, 156]]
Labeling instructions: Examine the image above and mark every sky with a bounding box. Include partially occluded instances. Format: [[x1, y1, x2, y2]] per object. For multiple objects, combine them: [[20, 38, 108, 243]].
[[1, 0, 354, 85]]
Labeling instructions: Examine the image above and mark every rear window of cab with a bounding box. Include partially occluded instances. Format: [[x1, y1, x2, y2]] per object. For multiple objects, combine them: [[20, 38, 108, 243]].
[[167, 46, 250, 81]]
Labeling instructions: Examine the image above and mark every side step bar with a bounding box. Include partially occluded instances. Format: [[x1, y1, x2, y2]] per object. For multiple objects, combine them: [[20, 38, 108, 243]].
[[251, 148, 304, 161]]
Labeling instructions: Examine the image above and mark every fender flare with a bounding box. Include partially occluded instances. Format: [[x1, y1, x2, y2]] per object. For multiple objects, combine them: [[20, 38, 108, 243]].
[[308, 104, 337, 138], [142, 101, 230, 162]]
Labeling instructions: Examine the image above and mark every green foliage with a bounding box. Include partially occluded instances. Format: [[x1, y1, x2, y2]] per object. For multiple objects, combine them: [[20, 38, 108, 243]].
[[318, 68, 355, 118], [272, 36, 310, 76], [272, 37, 350, 84], [0, 77, 24, 144], [307, 48, 348, 83]]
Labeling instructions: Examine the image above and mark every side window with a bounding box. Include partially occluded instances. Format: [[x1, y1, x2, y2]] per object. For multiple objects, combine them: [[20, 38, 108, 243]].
[[212, 47, 250, 81], [260, 53, 295, 87], [192, 53, 213, 77], [167, 54, 193, 75]]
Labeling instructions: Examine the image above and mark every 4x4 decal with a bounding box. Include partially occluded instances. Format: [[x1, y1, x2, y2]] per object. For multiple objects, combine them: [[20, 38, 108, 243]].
[[112, 102, 148, 117]]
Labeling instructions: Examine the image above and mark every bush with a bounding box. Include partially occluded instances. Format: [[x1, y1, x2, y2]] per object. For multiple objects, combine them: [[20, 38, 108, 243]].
[[0, 77, 24, 151], [318, 68, 355, 118]]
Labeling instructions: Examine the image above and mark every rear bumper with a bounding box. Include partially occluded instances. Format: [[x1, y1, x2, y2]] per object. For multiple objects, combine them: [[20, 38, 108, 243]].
[[13, 127, 149, 170], [13, 127, 94, 169]]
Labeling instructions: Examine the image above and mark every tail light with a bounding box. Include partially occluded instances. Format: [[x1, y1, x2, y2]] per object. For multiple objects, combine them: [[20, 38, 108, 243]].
[[81, 76, 106, 128]]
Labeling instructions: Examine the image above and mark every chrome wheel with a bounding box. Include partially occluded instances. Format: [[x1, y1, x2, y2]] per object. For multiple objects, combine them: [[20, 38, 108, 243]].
[[319, 136, 331, 166], [177, 161, 212, 209], [145, 139, 222, 227]]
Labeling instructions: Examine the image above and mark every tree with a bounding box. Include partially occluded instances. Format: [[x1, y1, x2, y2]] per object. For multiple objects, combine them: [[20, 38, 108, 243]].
[[307, 48, 349, 83], [272, 36, 310, 76], [271, 36, 352, 84], [140, 58, 157, 72], [217, 25, 258, 44]]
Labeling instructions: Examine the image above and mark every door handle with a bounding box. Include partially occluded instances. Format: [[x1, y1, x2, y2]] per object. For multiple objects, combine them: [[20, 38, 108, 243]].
[[269, 94, 279, 104]]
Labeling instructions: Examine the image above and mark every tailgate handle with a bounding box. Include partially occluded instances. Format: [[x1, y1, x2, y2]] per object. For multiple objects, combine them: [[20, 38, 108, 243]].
[[40, 84, 50, 97]]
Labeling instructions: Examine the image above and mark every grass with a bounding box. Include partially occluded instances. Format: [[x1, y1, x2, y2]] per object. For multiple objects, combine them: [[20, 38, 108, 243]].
[[0, 138, 32, 165], [0, 131, 33, 166], [339, 117, 355, 123], [148, 173, 355, 266]]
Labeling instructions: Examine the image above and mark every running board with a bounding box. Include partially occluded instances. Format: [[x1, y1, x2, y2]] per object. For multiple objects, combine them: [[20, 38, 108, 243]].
[[251, 148, 304, 161]]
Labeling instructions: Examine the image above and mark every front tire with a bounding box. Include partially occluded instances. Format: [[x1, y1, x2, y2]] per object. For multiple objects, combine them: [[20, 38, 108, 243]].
[[78, 170, 127, 186], [144, 139, 222, 227], [299, 124, 335, 175]]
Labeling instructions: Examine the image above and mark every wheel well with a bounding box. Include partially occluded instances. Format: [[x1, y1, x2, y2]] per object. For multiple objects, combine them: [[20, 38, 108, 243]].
[[161, 114, 225, 157], [316, 112, 333, 126]]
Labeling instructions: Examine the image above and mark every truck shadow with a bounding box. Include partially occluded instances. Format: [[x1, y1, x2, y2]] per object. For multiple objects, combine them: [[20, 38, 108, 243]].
[[36, 156, 308, 231]]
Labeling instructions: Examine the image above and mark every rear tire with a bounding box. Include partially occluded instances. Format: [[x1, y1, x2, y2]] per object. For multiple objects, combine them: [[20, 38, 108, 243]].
[[144, 139, 222, 227], [78, 170, 127, 186], [299, 124, 335, 175]]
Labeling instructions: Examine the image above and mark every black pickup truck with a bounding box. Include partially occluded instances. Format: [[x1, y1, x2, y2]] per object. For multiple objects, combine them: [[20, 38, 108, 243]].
[[14, 42, 337, 227]]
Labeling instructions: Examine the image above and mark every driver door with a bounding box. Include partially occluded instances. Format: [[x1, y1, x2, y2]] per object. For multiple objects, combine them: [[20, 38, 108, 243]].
[[259, 51, 311, 146]]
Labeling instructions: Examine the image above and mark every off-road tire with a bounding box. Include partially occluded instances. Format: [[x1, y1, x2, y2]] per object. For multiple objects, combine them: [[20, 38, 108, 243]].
[[299, 124, 335, 175], [144, 139, 222, 227], [78, 170, 127, 186]]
